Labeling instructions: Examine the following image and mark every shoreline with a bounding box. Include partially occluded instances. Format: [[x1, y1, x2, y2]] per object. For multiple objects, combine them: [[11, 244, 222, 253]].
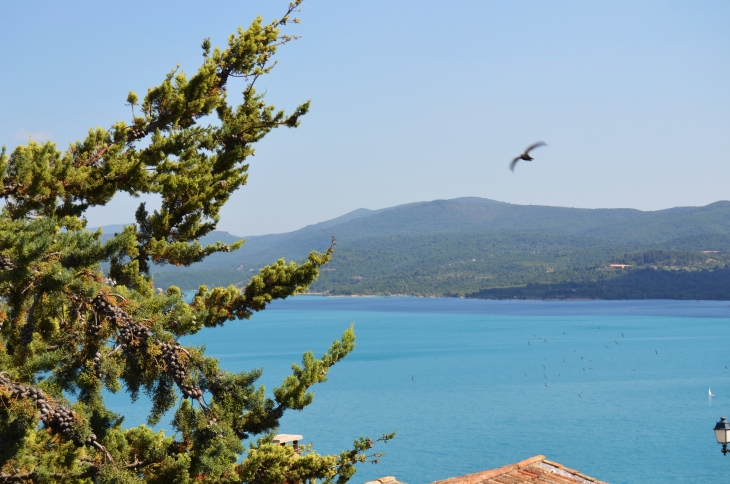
[[303, 293, 724, 302]]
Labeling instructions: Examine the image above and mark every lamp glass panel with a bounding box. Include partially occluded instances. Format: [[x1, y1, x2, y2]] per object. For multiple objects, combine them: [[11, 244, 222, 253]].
[[716, 428, 730, 444]]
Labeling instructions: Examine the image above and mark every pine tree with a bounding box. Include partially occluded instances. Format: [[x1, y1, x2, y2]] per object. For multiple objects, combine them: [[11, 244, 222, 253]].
[[0, 2, 393, 482]]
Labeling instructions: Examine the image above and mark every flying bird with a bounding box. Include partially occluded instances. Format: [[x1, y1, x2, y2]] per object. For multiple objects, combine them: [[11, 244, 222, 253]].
[[510, 141, 547, 172]]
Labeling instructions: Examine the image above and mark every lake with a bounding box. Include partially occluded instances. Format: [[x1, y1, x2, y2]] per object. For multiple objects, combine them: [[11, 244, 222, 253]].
[[108, 296, 730, 483]]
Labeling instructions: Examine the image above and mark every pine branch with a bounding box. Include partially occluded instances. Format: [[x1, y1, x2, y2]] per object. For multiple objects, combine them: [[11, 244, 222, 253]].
[[0, 3, 393, 482]]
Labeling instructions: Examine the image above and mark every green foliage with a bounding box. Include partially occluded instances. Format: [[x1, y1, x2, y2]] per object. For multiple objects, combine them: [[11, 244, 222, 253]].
[[467, 266, 730, 300], [149, 230, 730, 299], [142, 197, 730, 298], [0, 3, 391, 482]]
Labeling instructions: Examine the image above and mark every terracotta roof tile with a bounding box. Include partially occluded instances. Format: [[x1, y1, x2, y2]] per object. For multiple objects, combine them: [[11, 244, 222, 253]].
[[429, 456, 607, 484]]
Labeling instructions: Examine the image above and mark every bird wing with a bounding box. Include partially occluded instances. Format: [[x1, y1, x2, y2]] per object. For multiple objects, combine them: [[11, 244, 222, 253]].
[[509, 157, 520, 172], [525, 141, 547, 154]]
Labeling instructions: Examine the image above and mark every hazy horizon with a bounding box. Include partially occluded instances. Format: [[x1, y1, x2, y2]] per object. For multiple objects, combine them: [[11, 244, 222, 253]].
[[91, 196, 730, 237], [2, 1, 728, 235]]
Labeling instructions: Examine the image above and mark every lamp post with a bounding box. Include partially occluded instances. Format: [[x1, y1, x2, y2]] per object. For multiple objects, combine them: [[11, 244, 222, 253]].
[[714, 417, 730, 455]]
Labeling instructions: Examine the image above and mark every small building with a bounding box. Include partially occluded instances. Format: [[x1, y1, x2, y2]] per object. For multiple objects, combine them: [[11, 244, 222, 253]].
[[364, 477, 404, 484], [608, 264, 632, 269], [428, 455, 607, 484], [273, 434, 304, 484], [273, 434, 303, 453]]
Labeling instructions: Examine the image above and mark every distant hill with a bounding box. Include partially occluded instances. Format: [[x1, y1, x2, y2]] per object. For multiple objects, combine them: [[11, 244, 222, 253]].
[[99, 198, 730, 299]]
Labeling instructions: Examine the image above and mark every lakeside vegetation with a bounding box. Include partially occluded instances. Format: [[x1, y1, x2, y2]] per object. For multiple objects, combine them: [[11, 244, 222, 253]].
[[148, 198, 730, 299]]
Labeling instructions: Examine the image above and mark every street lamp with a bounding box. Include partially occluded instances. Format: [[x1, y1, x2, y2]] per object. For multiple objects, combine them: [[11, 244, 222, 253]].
[[714, 417, 730, 455]]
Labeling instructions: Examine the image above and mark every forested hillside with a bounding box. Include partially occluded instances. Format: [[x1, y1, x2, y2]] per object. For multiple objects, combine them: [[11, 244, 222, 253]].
[[132, 198, 730, 299]]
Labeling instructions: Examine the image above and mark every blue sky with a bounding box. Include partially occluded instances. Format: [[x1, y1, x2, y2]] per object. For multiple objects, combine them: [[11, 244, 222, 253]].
[[1, 1, 728, 235]]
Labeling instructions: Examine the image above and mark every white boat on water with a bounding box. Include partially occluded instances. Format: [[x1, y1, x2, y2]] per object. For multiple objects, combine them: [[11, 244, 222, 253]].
[[709, 387, 715, 397]]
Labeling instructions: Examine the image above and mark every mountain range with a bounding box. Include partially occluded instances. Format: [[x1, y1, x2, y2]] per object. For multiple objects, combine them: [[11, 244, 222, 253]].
[[99, 197, 730, 299]]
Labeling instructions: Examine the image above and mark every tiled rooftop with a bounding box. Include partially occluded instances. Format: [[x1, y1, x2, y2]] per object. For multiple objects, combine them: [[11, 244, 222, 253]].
[[429, 455, 607, 484]]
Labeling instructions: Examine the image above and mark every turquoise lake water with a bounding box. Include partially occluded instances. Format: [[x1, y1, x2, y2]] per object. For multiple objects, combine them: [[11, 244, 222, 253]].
[[108, 297, 730, 483]]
